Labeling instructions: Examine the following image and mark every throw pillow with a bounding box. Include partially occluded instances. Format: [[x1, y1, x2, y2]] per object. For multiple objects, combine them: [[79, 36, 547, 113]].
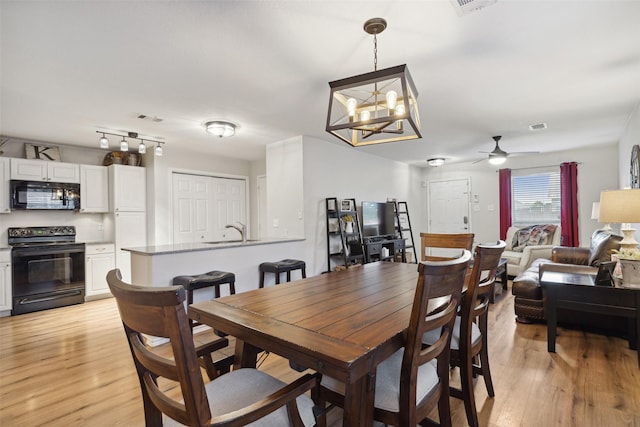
[[511, 224, 558, 252]]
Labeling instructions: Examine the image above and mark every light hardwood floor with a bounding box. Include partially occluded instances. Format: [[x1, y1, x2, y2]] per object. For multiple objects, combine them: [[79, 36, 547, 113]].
[[1, 284, 639, 426]]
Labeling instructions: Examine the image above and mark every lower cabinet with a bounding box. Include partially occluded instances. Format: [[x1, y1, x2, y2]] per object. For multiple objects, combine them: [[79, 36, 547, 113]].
[[0, 249, 11, 316], [85, 243, 115, 300]]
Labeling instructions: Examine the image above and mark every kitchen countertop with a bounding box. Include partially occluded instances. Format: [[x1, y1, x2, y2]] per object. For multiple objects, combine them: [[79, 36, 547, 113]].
[[122, 238, 304, 256]]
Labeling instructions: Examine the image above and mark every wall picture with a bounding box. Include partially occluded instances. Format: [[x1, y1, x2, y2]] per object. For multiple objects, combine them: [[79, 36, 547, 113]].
[[25, 143, 61, 161]]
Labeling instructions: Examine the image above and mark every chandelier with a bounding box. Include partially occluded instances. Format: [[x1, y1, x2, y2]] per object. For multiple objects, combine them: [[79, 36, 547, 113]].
[[326, 18, 422, 147]]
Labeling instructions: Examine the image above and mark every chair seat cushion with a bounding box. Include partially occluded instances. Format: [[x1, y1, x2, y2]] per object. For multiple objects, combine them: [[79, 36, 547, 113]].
[[421, 317, 481, 350], [321, 349, 438, 413], [164, 368, 316, 427]]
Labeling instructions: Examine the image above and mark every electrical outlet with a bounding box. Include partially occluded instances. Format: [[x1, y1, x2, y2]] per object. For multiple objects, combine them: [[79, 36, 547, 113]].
[[273, 219, 279, 228], [97, 223, 104, 231]]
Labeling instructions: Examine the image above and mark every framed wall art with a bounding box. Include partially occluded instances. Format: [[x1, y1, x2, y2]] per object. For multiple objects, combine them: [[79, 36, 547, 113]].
[[25, 144, 61, 161]]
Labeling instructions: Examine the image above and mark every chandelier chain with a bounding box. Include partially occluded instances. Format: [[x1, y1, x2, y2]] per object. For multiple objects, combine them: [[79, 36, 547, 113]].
[[373, 32, 378, 71]]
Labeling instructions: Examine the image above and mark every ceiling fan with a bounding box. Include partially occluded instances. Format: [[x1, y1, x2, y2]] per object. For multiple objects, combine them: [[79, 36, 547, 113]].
[[474, 135, 539, 165]]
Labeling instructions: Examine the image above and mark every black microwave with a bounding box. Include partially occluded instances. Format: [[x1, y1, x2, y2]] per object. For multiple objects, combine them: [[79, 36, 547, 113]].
[[10, 180, 80, 210]]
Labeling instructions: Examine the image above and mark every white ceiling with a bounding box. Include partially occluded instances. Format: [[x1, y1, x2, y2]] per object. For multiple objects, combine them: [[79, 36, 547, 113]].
[[1, 0, 639, 166]]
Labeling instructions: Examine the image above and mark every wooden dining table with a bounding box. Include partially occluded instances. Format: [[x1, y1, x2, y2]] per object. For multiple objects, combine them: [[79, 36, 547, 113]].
[[188, 261, 423, 426]]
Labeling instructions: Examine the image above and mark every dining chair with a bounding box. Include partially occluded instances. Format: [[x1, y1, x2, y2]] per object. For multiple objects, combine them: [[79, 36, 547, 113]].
[[420, 232, 474, 261], [314, 250, 472, 427], [423, 240, 506, 427], [107, 269, 319, 427]]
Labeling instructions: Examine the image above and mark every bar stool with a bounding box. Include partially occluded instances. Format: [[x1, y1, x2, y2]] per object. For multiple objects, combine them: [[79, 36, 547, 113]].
[[171, 270, 236, 380], [172, 270, 236, 330], [259, 259, 306, 288]]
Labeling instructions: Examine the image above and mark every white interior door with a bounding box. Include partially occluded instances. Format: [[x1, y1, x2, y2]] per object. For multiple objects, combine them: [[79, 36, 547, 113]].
[[172, 173, 213, 244], [428, 178, 471, 233], [212, 177, 246, 241]]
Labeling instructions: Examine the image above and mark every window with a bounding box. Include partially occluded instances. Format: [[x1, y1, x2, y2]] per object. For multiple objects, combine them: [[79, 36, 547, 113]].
[[511, 167, 560, 227]]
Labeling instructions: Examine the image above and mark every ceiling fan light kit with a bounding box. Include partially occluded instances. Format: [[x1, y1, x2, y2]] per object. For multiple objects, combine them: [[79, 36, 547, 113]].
[[326, 18, 422, 147]]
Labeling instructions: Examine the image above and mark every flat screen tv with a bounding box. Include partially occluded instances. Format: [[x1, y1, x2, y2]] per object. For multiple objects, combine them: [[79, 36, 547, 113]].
[[361, 201, 396, 239]]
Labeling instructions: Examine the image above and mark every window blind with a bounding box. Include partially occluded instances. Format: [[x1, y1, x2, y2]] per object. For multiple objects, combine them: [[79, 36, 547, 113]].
[[511, 167, 561, 227]]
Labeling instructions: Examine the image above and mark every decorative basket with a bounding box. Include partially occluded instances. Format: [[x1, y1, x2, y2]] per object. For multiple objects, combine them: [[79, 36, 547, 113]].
[[103, 151, 142, 166]]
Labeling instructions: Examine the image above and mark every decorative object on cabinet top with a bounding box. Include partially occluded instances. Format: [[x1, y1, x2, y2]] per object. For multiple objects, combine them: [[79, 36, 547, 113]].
[[25, 143, 61, 161], [102, 151, 142, 167], [96, 130, 165, 157]]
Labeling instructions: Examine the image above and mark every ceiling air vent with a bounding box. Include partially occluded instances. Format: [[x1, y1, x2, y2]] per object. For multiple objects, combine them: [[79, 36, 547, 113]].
[[529, 122, 548, 131], [137, 114, 164, 122], [450, 0, 497, 16]]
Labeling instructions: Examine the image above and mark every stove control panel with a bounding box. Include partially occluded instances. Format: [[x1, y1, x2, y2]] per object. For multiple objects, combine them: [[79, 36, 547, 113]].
[[8, 226, 76, 238]]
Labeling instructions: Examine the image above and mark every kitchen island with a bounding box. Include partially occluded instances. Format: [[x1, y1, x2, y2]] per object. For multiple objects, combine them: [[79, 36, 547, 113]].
[[123, 238, 306, 298]]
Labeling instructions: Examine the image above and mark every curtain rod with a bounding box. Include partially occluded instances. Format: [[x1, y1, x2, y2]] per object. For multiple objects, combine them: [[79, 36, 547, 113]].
[[497, 162, 583, 172]]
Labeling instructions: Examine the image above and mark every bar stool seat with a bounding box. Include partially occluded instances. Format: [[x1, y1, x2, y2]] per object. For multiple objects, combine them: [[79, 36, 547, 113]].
[[172, 271, 236, 329], [259, 259, 306, 288]]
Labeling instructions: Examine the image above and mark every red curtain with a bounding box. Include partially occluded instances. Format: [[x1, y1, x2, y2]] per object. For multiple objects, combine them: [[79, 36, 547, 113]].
[[560, 162, 579, 247], [498, 168, 512, 240]]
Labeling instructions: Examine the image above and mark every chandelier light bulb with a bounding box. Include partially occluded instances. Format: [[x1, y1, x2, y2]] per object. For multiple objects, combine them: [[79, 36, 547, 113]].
[[99, 133, 109, 149], [155, 144, 163, 156], [386, 90, 397, 110], [120, 138, 129, 152], [360, 110, 371, 122], [346, 98, 357, 118], [395, 103, 405, 116], [138, 141, 146, 154]]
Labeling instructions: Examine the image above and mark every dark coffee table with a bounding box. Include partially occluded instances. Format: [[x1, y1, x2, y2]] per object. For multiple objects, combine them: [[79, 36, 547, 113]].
[[540, 270, 640, 367]]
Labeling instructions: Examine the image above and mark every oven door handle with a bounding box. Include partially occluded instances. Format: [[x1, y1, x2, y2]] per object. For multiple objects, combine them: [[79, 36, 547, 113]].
[[17, 289, 83, 306], [12, 245, 85, 258]]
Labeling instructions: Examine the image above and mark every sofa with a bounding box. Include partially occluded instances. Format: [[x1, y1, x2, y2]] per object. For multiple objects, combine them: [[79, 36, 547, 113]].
[[511, 229, 623, 326], [503, 224, 562, 277]]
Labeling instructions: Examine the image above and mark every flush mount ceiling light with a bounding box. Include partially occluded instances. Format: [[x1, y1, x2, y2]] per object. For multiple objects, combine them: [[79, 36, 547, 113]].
[[326, 18, 422, 147], [427, 158, 445, 167], [205, 121, 236, 138], [96, 130, 165, 156]]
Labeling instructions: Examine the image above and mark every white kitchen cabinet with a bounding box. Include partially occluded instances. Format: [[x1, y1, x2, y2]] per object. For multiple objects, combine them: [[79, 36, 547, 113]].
[[114, 211, 147, 283], [10, 158, 80, 183], [109, 164, 146, 212], [0, 158, 9, 213], [80, 165, 109, 213], [85, 243, 115, 298], [0, 249, 11, 316]]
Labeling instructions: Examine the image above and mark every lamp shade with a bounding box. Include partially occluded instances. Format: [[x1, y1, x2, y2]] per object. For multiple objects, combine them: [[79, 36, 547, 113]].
[[599, 189, 640, 223]]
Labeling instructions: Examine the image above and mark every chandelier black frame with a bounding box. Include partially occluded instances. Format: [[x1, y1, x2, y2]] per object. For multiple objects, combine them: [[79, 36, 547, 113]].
[[326, 18, 422, 147]]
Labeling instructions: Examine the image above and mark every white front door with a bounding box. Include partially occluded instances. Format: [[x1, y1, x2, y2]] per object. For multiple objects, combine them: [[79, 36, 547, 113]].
[[428, 178, 471, 233]]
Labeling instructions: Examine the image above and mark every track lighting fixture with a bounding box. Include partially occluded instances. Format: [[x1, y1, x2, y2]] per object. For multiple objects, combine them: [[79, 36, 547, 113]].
[[96, 130, 165, 156]]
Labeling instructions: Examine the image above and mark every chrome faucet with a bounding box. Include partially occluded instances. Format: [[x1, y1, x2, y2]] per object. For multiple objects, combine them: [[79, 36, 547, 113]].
[[225, 222, 246, 242]]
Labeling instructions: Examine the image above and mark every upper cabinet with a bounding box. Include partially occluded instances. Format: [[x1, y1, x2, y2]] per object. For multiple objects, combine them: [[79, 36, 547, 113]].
[[80, 165, 109, 213], [10, 158, 80, 183], [0, 158, 9, 213], [109, 165, 146, 212]]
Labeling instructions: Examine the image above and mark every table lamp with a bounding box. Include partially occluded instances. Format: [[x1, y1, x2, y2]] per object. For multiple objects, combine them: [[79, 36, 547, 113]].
[[591, 201, 613, 231], [599, 189, 640, 250]]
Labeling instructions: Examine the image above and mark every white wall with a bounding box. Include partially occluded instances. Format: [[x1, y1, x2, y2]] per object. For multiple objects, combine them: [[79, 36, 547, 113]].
[[265, 136, 305, 239], [616, 101, 640, 242], [422, 143, 619, 248], [300, 136, 423, 275]]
